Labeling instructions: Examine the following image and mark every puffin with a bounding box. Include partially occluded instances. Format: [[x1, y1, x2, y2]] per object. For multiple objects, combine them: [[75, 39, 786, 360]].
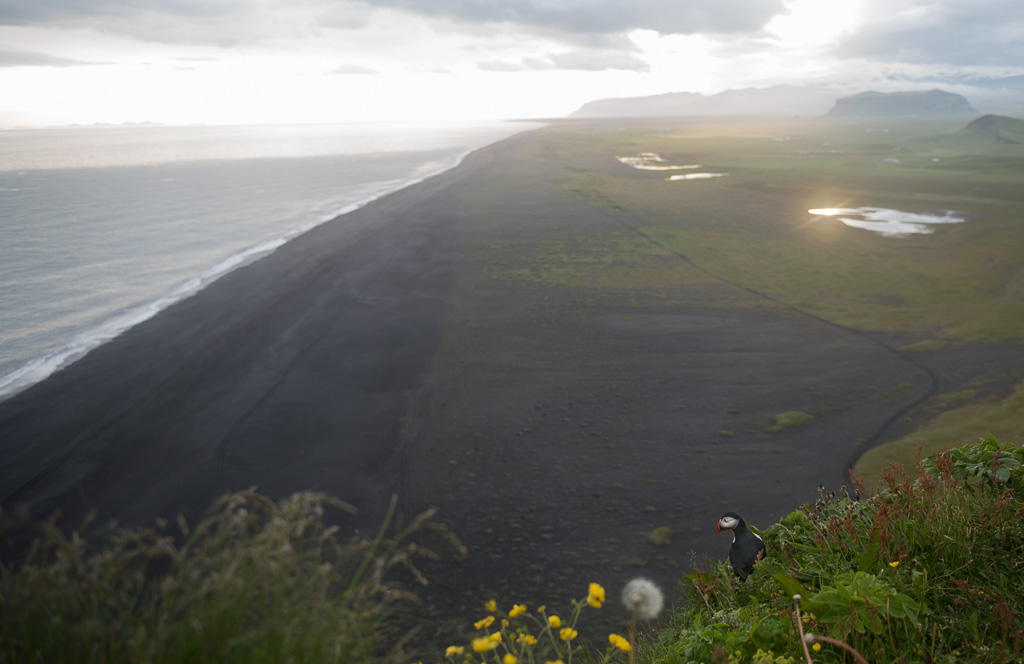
[[716, 512, 766, 581]]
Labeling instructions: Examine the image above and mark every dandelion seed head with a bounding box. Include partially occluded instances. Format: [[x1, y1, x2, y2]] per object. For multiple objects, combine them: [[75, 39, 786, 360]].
[[621, 577, 664, 619]]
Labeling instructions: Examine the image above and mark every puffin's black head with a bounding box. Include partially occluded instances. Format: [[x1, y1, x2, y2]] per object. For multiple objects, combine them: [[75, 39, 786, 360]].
[[715, 512, 744, 533]]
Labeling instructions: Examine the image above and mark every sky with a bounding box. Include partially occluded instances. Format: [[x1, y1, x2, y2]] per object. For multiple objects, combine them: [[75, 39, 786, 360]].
[[0, 0, 1021, 127]]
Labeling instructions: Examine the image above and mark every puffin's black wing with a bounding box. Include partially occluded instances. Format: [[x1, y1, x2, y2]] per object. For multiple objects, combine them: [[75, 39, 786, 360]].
[[729, 529, 766, 582]]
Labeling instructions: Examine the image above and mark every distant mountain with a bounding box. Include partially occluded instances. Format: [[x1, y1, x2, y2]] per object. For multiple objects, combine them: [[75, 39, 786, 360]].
[[569, 85, 838, 118], [950, 114, 1024, 145], [826, 90, 976, 117]]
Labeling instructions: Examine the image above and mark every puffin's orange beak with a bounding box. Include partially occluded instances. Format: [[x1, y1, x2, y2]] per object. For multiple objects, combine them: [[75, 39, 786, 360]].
[[715, 522, 722, 533]]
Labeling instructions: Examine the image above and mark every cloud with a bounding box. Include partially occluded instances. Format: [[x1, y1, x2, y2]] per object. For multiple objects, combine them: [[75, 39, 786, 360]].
[[0, 0, 787, 45], [836, 0, 1024, 67], [0, 48, 99, 67], [367, 0, 786, 36], [330, 63, 378, 74], [479, 48, 649, 72], [0, 0, 242, 25]]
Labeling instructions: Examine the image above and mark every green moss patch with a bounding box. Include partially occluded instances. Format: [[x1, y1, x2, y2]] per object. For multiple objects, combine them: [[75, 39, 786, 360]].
[[899, 339, 950, 353], [768, 410, 815, 433]]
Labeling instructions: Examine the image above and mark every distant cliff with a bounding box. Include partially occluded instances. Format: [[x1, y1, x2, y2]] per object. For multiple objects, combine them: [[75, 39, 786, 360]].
[[960, 114, 1024, 143], [932, 114, 1024, 148], [826, 89, 976, 117], [569, 85, 838, 118]]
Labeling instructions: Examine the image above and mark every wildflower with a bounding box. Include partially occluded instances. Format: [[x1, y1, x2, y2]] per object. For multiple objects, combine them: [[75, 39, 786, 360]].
[[490, 632, 502, 643], [548, 615, 561, 628], [545, 660, 565, 664], [621, 578, 664, 620], [475, 615, 495, 630], [472, 637, 497, 653], [509, 603, 527, 618], [560, 627, 578, 641], [485, 599, 498, 612], [445, 645, 464, 658], [504, 655, 518, 664], [519, 634, 537, 645], [588, 582, 606, 608], [812, 643, 822, 652], [609, 633, 632, 652], [889, 561, 900, 568]]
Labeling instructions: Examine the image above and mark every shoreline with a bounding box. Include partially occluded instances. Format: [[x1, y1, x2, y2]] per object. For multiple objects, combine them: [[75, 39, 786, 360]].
[[0, 124, 540, 402], [0, 139, 503, 537]]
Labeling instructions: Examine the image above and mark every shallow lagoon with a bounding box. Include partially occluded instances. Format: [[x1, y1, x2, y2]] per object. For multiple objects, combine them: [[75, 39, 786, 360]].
[[618, 153, 726, 181], [809, 207, 966, 237], [667, 172, 728, 181], [616, 152, 700, 171]]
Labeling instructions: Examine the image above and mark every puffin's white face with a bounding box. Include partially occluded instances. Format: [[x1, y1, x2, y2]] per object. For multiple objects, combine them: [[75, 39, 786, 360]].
[[717, 515, 739, 532]]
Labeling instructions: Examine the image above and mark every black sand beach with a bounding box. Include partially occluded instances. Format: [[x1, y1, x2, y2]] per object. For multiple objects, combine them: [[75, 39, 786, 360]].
[[2, 124, 1021, 644]]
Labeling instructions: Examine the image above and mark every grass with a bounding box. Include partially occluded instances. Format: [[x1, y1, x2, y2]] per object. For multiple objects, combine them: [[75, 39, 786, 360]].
[[0, 490, 461, 664], [4, 438, 1022, 663], [645, 435, 1024, 664], [854, 378, 1024, 487], [539, 118, 1024, 342]]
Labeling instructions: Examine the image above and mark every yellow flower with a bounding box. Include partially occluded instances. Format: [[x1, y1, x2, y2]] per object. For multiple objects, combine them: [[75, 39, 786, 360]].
[[545, 661, 565, 664], [812, 643, 822, 652], [559, 627, 578, 641], [503, 655, 518, 664], [509, 603, 527, 618], [609, 633, 632, 652], [489, 632, 502, 643], [485, 599, 497, 612], [519, 634, 537, 645], [445, 645, 464, 658], [548, 615, 561, 628], [472, 637, 497, 653], [889, 561, 900, 568], [474, 615, 495, 630], [588, 582, 606, 608]]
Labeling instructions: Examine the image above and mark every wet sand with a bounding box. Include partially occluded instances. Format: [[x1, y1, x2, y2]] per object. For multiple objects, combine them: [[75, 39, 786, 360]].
[[1, 127, 1020, 646]]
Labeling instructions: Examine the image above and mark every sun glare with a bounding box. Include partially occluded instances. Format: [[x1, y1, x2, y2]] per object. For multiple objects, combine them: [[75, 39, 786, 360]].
[[766, 0, 864, 47]]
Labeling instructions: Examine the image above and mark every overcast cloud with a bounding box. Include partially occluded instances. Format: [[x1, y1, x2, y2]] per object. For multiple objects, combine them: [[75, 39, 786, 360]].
[[0, 0, 1021, 126], [362, 0, 786, 36], [0, 0, 786, 37], [835, 0, 1024, 67]]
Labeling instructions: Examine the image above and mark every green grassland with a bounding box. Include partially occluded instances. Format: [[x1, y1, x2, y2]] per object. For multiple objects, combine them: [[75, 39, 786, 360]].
[[529, 117, 1024, 341]]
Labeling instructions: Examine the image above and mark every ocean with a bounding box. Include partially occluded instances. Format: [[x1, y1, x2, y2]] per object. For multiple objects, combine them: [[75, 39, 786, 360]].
[[0, 120, 538, 399]]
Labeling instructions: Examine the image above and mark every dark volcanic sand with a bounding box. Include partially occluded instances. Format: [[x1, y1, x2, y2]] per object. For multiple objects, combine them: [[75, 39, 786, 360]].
[[2, 128, 1021, 647]]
